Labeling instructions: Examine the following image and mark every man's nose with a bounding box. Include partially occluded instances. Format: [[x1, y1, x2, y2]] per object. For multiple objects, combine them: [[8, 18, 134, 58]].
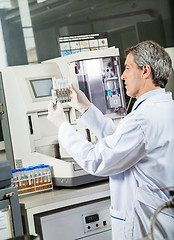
[[121, 73, 125, 81]]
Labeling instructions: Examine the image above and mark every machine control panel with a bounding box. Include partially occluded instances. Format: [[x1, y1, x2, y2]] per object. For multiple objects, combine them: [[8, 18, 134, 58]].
[[82, 208, 111, 233]]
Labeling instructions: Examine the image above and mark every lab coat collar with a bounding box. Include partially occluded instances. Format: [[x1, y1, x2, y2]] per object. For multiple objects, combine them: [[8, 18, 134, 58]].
[[132, 88, 166, 111]]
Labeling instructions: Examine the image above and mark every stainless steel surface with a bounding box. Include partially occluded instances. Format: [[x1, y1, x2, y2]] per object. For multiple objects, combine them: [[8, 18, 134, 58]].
[[84, 58, 107, 114], [35, 144, 60, 159]]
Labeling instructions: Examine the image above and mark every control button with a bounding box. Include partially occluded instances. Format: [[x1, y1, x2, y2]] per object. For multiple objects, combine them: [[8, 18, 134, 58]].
[[103, 221, 107, 226], [96, 223, 99, 227], [88, 226, 91, 229]]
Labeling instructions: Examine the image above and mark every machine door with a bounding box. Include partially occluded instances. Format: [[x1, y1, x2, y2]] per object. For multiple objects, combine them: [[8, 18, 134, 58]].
[[75, 56, 126, 119], [34, 198, 111, 240], [79, 230, 111, 240]]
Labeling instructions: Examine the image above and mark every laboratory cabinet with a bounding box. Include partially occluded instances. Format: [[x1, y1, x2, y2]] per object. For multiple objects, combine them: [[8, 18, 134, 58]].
[[0, 160, 23, 239], [19, 181, 111, 240], [0, 187, 23, 239]]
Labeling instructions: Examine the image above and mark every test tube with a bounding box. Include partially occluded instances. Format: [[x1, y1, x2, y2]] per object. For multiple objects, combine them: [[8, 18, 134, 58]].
[[20, 168, 26, 194], [16, 169, 22, 192], [38, 164, 44, 190], [45, 165, 51, 188], [51, 89, 57, 104], [25, 167, 34, 192], [41, 165, 48, 189], [12, 169, 17, 188], [52, 77, 58, 89], [51, 77, 71, 103]]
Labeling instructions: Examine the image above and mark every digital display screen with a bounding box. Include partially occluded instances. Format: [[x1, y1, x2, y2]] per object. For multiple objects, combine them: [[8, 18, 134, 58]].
[[85, 214, 99, 224], [30, 78, 53, 98]]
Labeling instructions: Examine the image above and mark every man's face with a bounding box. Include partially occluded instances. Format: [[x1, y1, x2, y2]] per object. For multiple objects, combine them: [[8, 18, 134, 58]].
[[121, 53, 144, 99]]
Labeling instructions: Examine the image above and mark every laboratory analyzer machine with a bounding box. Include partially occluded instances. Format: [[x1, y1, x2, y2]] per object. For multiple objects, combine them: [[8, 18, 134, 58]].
[[0, 48, 126, 187]]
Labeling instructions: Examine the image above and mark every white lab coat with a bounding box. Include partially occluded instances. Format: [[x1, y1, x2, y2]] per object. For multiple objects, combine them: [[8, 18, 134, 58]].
[[58, 91, 174, 240]]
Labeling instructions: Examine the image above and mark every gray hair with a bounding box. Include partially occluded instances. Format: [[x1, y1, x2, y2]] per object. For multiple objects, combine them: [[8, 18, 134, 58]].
[[125, 40, 172, 88]]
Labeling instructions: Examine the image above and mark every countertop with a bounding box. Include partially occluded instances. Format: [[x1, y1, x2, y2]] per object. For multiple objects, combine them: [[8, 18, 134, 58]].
[[19, 180, 110, 212]]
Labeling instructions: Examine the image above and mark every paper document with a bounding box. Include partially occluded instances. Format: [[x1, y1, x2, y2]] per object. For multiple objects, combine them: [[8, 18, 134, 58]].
[[0, 209, 10, 240]]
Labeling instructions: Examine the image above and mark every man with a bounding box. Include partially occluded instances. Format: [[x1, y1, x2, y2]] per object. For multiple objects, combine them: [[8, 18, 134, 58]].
[[48, 41, 174, 239]]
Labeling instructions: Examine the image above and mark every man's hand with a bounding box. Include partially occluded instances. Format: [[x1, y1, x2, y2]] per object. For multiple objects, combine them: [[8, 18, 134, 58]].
[[69, 84, 91, 114], [47, 101, 67, 129]]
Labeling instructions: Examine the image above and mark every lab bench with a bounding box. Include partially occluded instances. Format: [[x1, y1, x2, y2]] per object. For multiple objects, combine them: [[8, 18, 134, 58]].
[[19, 180, 111, 240]]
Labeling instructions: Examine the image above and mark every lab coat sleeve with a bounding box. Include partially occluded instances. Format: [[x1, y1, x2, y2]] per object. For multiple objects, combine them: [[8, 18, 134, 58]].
[[79, 104, 117, 139], [58, 113, 147, 177]]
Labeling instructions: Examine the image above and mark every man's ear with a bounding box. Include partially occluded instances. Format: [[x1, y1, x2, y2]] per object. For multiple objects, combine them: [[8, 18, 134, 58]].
[[142, 64, 151, 79]]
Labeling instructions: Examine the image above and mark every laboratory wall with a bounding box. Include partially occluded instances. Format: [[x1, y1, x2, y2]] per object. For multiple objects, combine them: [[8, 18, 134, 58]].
[[0, 0, 174, 160], [1, 0, 174, 65]]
